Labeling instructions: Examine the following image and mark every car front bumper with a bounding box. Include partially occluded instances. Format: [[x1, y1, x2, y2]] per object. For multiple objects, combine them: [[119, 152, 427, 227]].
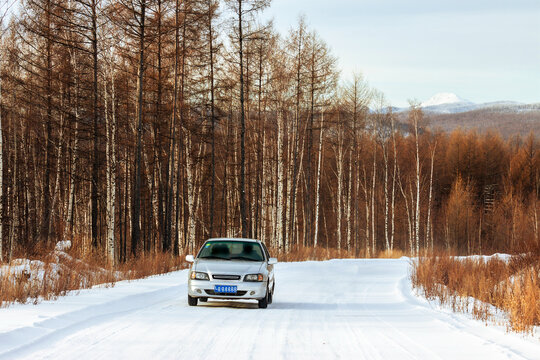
[[188, 279, 267, 300]]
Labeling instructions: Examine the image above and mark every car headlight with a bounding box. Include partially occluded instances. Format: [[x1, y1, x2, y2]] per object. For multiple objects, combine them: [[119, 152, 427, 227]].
[[244, 274, 264, 282], [190, 271, 209, 280]]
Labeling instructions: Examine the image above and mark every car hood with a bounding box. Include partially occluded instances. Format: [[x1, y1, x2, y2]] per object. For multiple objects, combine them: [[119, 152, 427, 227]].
[[194, 259, 264, 275]]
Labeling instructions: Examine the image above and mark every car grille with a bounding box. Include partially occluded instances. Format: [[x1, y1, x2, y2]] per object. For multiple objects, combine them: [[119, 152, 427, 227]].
[[205, 290, 247, 296], [212, 274, 241, 280]]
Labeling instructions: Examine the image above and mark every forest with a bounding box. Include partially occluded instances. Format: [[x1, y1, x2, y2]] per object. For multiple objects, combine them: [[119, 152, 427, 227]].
[[0, 0, 538, 266]]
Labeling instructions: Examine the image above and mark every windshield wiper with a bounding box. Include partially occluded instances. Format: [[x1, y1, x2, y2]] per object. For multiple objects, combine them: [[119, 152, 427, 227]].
[[199, 255, 230, 260], [230, 256, 261, 262]]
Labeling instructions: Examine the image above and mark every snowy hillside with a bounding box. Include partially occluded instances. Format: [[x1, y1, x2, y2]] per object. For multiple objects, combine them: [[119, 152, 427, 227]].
[[395, 92, 539, 114], [0, 259, 538, 359]]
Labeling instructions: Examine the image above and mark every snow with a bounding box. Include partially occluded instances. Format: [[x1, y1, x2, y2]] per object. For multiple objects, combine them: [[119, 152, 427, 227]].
[[0, 259, 538, 359], [54, 241, 72, 252], [421, 93, 471, 107], [0, 259, 61, 284], [454, 253, 513, 262]]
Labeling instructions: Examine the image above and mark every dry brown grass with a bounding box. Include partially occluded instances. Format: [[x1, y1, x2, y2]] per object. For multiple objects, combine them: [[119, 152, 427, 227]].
[[270, 246, 406, 261], [377, 249, 406, 258], [0, 250, 186, 308], [272, 245, 370, 262], [411, 251, 540, 334]]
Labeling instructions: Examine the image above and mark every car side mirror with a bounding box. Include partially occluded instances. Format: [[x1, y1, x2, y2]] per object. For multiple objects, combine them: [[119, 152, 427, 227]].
[[268, 257, 277, 265], [185, 255, 194, 263]]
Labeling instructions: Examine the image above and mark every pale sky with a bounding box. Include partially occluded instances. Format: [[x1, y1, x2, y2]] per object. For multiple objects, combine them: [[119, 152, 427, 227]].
[[265, 0, 540, 107]]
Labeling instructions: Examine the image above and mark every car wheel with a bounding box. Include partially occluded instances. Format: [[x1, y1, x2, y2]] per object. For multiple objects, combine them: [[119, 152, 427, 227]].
[[199, 297, 208, 302], [268, 289, 273, 304], [258, 288, 269, 309], [188, 295, 198, 306]]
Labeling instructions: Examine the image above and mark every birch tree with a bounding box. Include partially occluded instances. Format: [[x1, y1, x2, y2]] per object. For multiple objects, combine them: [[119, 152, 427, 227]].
[[409, 101, 423, 256], [104, 47, 117, 265], [0, 1, 8, 261]]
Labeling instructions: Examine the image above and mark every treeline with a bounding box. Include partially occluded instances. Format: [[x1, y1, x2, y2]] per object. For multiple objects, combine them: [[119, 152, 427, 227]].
[[0, 0, 538, 265], [423, 109, 540, 138]]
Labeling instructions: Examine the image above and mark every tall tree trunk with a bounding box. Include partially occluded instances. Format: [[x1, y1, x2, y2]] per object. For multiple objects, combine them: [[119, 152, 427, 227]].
[[185, 132, 198, 253], [8, 128, 17, 262], [361, 166, 370, 257], [336, 118, 344, 250], [105, 61, 117, 265], [167, 0, 180, 254], [390, 118, 397, 251], [426, 142, 436, 253], [383, 142, 389, 251], [238, 0, 248, 238], [0, 41, 3, 261], [41, 0, 52, 244], [371, 142, 377, 255], [65, 55, 79, 240], [276, 110, 285, 251], [91, 0, 100, 248], [155, 0, 164, 252], [313, 109, 324, 248], [48, 105, 65, 238], [208, 0, 216, 238], [398, 174, 413, 255], [411, 106, 421, 256], [346, 148, 353, 251], [132, 0, 146, 256]]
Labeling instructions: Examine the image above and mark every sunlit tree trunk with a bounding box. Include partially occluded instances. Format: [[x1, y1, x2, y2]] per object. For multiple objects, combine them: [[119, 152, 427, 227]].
[[8, 128, 17, 262], [371, 142, 377, 255], [0, 32, 3, 261], [361, 165, 370, 257], [276, 110, 285, 251], [383, 139, 389, 252], [426, 142, 436, 253], [132, 0, 146, 256], [336, 113, 344, 250], [314, 109, 324, 248], [390, 118, 397, 251], [105, 59, 117, 265]]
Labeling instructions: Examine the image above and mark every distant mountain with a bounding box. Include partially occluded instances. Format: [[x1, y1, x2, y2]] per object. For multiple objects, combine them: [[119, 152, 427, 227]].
[[421, 93, 472, 107], [394, 93, 539, 115], [392, 93, 540, 137]]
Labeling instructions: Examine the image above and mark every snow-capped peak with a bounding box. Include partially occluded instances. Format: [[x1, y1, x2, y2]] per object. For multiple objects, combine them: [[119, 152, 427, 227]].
[[421, 93, 470, 107]]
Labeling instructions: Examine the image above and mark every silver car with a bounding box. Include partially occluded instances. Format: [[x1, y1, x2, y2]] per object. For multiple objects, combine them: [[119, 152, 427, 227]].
[[186, 238, 277, 308]]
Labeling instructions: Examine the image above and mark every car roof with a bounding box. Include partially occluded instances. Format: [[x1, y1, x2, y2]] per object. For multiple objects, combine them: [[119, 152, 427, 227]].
[[206, 237, 260, 243]]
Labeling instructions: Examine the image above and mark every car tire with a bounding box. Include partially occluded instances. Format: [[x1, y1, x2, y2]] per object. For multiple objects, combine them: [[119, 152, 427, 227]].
[[188, 295, 198, 306], [268, 289, 273, 304], [258, 288, 269, 309]]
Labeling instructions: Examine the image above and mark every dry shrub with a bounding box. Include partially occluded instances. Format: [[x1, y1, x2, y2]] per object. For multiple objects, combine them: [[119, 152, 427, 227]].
[[0, 250, 186, 308], [118, 252, 186, 280], [411, 251, 540, 334], [271, 245, 406, 261], [377, 249, 405, 259], [503, 266, 540, 332], [273, 245, 367, 262]]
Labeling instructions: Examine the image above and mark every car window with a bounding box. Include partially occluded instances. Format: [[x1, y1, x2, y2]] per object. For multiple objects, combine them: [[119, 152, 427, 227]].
[[261, 243, 271, 260], [198, 241, 264, 261]]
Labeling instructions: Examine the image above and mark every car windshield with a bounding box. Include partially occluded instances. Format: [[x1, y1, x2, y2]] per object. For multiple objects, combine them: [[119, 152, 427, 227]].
[[198, 241, 264, 261]]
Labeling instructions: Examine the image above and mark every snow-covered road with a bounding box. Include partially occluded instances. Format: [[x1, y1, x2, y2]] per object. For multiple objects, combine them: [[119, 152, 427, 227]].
[[0, 259, 538, 359]]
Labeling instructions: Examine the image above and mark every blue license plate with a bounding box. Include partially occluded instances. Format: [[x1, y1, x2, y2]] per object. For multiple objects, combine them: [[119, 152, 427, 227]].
[[214, 285, 237, 294]]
